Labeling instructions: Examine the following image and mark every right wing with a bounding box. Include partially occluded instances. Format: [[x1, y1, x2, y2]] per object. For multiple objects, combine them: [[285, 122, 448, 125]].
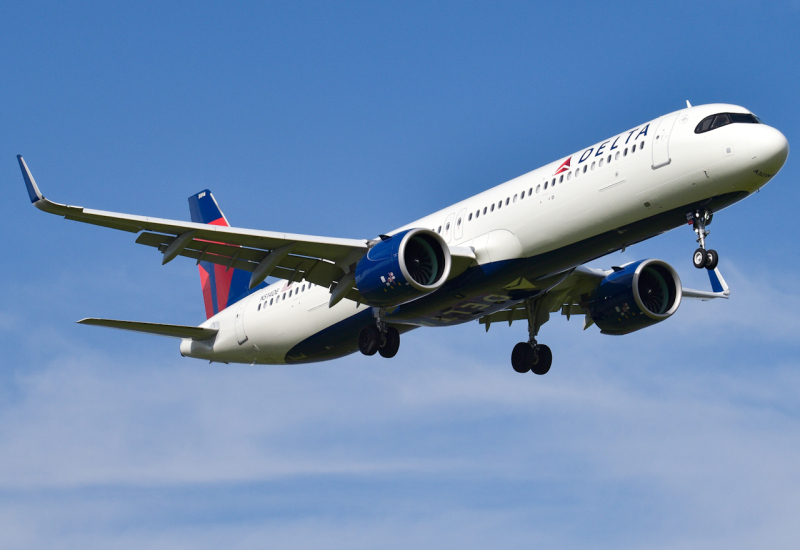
[[18, 155, 369, 298]]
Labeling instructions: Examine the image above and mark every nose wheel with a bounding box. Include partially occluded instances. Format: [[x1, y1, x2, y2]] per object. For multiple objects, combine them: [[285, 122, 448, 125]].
[[689, 208, 719, 270]]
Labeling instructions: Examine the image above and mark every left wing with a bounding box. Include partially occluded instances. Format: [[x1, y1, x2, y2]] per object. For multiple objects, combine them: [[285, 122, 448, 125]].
[[479, 264, 730, 331]]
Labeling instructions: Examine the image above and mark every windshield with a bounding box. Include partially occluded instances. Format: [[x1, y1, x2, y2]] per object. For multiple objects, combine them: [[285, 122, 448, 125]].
[[695, 112, 761, 134]]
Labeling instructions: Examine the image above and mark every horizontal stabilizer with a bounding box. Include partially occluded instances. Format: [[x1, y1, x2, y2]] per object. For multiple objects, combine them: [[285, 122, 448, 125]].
[[77, 318, 218, 340]]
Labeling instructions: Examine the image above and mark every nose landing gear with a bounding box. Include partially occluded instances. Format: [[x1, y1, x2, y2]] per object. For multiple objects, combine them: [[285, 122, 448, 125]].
[[510, 296, 553, 375], [690, 208, 719, 270]]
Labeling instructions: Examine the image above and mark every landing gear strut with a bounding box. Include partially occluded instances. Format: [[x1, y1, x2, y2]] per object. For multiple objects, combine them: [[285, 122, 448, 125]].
[[358, 309, 400, 358], [510, 296, 553, 375], [691, 208, 719, 270]]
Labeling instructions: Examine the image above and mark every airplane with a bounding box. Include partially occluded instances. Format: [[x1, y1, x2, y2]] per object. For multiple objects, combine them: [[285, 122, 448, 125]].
[[18, 102, 789, 374]]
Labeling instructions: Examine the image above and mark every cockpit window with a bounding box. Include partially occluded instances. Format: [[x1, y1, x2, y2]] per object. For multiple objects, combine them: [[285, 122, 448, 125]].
[[695, 112, 760, 134]]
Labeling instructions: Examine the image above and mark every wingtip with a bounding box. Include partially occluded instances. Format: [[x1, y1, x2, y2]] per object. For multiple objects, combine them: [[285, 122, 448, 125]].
[[17, 155, 44, 204], [708, 267, 730, 295]]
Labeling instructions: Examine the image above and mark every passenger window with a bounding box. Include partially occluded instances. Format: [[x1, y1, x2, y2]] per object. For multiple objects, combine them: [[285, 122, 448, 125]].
[[536, 184, 541, 193], [615, 152, 620, 160], [457, 218, 461, 226], [270, 298, 273, 305], [567, 172, 572, 180], [632, 144, 636, 152], [302, 285, 305, 292], [529, 187, 533, 195], [624, 148, 628, 156], [446, 222, 450, 230], [521, 190, 525, 199], [574, 169, 578, 178], [505, 198, 509, 205], [282, 293, 286, 300], [258, 303, 262, 311], [559, 175, 563, 183], [483, 207, 487, 214], [498, 201, 502, 209], [544, 182, 548, 190], [513, 194, 518, 203], [491, 204, 495, 212], [640, 141, 644, 149], [476, 210, 480, 218], [583, 165, 587, 173], [552, 178, 555, 186], [437, 226, 441, 233], [599, 158, 604, 167], [591, 161, 596, 170], [468, 213, 472, 221], [607, 155, 611, 163]]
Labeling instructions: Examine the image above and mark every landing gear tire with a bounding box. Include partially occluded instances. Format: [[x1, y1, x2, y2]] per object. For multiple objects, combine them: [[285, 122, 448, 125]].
[[358, 325, 380, 356], [511, 342, 533, 373], [531, 344, 552, 375], [379, 327, 400, 358], [704, 249, 719, 270], [693, 248, 707, 269]]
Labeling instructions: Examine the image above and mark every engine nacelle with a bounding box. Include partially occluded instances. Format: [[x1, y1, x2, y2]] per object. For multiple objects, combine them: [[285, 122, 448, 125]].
[[588, 259, 682, 335], [355, 228, 451, 307]]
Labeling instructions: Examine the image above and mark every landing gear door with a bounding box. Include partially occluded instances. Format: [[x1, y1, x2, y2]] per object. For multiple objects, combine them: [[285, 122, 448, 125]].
[[651, 114, 678, 170], [234, 297, 250, 345]]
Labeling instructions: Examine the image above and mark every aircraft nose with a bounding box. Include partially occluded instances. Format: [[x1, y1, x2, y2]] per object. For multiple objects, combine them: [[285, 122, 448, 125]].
[[750, 125, 789, 175]]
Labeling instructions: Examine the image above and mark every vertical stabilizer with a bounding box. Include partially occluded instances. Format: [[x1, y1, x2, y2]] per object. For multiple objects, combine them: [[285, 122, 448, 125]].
[[188, 190, 264, 319]]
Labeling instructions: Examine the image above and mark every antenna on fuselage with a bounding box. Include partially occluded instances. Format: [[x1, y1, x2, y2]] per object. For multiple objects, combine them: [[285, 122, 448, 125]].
[[686, 100, 692, 108]]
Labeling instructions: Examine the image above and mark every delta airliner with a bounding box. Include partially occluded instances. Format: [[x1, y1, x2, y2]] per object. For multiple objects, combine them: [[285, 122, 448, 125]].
[[18, 103, 789, 374]]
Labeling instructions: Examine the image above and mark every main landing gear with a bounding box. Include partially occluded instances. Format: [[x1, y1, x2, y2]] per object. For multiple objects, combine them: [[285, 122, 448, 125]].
[[358, 310, 400, 358], [511, 296, 553, 375], [690, 208, 719, 270]]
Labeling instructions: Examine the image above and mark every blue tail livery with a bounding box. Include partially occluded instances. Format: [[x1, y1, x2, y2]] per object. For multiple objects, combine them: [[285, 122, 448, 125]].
[[188, 190, 264, 319]]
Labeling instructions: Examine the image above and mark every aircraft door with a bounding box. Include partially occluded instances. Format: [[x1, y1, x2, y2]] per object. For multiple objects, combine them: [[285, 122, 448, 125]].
[[443, 212, 455, 243], [454, 208, 467, 241], [234, 297, 250, 344], [651, 114, 678, 169]]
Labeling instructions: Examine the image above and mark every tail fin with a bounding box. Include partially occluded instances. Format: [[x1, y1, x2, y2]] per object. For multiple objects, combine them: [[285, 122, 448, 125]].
[[188, 190, 264, 319]]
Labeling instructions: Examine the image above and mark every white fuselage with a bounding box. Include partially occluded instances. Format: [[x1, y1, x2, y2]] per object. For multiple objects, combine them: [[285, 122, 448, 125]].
[[181, 103, 788, 364]]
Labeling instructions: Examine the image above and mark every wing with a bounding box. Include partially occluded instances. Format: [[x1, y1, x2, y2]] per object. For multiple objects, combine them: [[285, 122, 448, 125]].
[[681, 267, 730, 300], [478, 265, 609, 331], [479, 264, 730, 330], [18, 155, 370, 297]]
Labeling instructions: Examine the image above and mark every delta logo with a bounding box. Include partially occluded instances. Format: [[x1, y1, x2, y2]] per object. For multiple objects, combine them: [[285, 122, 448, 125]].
[[554, 157, 571, 176]]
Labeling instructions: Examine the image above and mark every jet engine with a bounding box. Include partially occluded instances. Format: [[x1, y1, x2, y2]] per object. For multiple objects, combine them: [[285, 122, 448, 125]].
[[355, 228, 451, 307], [587, 259, 682, 335]]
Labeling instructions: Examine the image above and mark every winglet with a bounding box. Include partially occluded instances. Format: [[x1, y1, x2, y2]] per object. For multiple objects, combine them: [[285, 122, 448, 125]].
[[17, 155, 44, 204], [708, 267, 730, 296]]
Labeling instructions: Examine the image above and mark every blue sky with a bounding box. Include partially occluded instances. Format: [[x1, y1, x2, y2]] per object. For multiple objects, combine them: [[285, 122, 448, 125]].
[[2, 1, 800, 548]]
